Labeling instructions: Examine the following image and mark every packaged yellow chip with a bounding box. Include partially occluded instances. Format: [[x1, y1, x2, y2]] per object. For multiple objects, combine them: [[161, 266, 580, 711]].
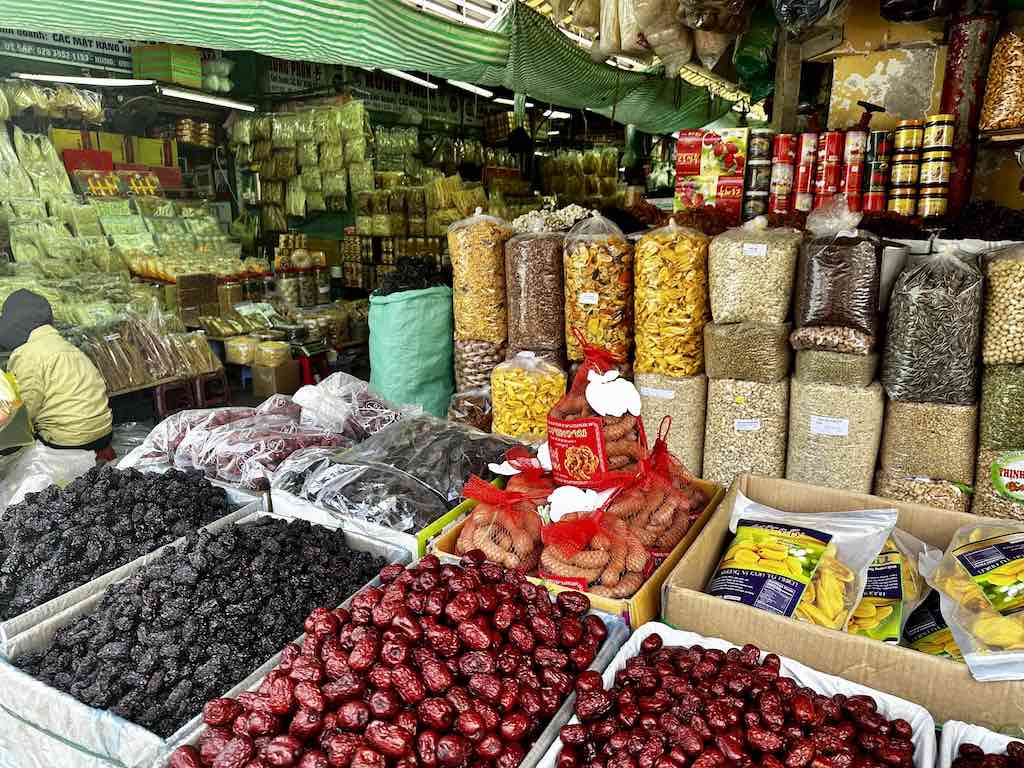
[[901, 590, 964, 663], [923, 519, 1024, 680], [847, 529, 934, 643], [707, 490, 896, 631]]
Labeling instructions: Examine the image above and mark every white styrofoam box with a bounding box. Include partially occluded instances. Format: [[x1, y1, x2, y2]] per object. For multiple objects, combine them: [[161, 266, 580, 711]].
[[939, 721, 1020, 768]]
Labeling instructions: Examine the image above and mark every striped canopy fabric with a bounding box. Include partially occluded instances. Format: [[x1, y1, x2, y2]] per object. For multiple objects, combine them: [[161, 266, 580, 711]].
[[0, 0, 730, 132]]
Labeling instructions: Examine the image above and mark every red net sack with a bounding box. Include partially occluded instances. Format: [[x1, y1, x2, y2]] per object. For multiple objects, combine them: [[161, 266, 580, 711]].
[[456, 474, 547, 571], [547, 329, 645, 487], [502, 445, 557, 497]]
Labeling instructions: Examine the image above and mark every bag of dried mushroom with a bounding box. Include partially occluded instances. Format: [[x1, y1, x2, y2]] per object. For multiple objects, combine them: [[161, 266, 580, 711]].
[[708, 217, 803, 324], [703, 378, 789, 489], [703, 321, 791, 383], [792, 196, 880, 355], [882, 243, 983, 406], [880, 400, 978, 485], [634, 218, 710, 377], [448, 207, 512, 346], [563, 212, 634, 362]]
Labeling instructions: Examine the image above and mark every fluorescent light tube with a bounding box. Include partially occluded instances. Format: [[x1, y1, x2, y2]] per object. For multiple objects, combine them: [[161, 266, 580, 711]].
[[544, 110, 572, 120], [14, 73, 154, 86], [415, 0, 486, 26], [547, 130, 560, 136], [383, 69, 439, 90], [448, 80, 494, 98], [493, 97, 535, 107], [156, 86, 256, 111]]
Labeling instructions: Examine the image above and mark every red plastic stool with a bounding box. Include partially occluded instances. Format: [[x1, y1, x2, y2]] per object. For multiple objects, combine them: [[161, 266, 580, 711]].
[[154, 378, 195, 419], [297, 352, 330, 386], [192, 369, 231, 407]]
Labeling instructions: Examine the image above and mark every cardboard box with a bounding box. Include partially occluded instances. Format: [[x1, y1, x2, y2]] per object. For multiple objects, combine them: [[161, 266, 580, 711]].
[[433, 479, 724, 629], [94, 131, 127, 164], [133, 44, 203, 89], [131, 137, 177, 167], [662, 474, 1024, 729], [49, 127, 87, 153], [253, 360, 301, 398]]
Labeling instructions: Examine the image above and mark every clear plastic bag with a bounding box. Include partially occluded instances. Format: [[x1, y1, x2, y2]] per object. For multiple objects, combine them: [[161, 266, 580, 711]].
[[693, 30, 735, 69], [707, 489, 897, 630], [0, 128, 35, 199], [709, 219, 802, 324], [703, 377, 789, 488], [874, 471, 972, 515], [336, 101, 366, 140], [636, 372, 707, 476], [679, 0, 754, 33], [505, 229, 565, 353], [449, 208, 512, 345], [973, 448, 1024, 521], [454, 339, 506, 391], [224, 335, 258, 365], [297, 141, 319, 167], [981, 365, 1024, 451], [902, 590, 964, 662], [619, 0, 650, 55], [0, 374, 33, 453], [564, 212, 634, 361], [0, 443, 95, 514], [880, 401, 978, 485], [448, 388, 492, 432], [795, 196, 880, 340], [128, 407, 254, 470], [229, 116, 252, 145], [574, 0, 601, 29], [982, 246, 1024, 365], [348, 161, 374, 194], [790, 325, 875, 355], [703, 322, 791, 382], [490, 353, 566, 440], [794, 349, 879, 387], [286, 177, 306, 218], [772, 0, 848, 35], [599, 0, 623, 57], [269, 446, 336, 494], [883, 246, 982, 405], [323, 170, 347, 198], [634, 219, 709, 376], [292, 372, 412, 440], [319, 142, 345, 171], [786, 379, 885, 493], [344, 134, 367, 165], [271, 113, 298, 148], [980, 30, 1024, 132], [457, 473, 549, 569], [923, 519, 1024, 680]]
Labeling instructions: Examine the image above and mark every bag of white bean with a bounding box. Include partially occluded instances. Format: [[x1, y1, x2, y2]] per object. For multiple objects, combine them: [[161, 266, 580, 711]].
[[982, 245, 1024, 365], [636, 371, 706, 476], [702, 378, 789, 489]]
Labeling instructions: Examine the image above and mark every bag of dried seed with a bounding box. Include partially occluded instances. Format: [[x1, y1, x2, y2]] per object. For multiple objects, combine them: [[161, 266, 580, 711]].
[[874, 471, 972, 515], [505, 226, 565, 353], [794, 349, 879, 387], [634, 218, 710, 377], [448, 208, 512, 346], [982, 245, 1024, 365], [563, 212, 635, 362], [636, 372, 707, 476], [490, 353, 567, 441], [980, 29, 1024, 132], [981, 365, 1024, 451], [703, 321, 791, 382], [882, 244, 983, 406], [702, 377, 789, 489], [880, 400, 978, 485]]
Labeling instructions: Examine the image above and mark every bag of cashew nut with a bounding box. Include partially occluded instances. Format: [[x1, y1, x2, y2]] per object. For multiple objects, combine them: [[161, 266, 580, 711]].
[[546, 330, 645, 487], [847, 528, 936, 643], [922, 519, 1024, 681], [707, 490, 896, 632], [455, 473, 549, 573]]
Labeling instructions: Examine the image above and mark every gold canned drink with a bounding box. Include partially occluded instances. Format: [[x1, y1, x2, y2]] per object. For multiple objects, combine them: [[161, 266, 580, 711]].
[[888, 190, 917, 216], [924, 114, 955, 150], [920, 151, 952, 184], [890, 153, 921, 185], [894, 120, 924, 151], [917, 186, 949, 217]]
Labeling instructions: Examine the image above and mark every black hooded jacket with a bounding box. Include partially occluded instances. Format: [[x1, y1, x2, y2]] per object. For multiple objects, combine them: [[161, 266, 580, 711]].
[[0, 290, 54, 352]]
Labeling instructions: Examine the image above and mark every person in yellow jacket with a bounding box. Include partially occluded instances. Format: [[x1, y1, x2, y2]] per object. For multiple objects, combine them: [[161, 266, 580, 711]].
[[0, 290, 113, 454]]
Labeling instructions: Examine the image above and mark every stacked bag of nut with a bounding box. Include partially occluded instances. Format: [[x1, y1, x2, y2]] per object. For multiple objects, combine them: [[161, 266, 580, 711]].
[[785, 196, 885, 493], [876, 241, 982, 514], [975, 245, 1024, 519], [703, 216, 802, 489]]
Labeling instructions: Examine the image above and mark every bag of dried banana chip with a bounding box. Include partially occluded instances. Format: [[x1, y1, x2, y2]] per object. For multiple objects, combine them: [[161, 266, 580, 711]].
[[706, 490, 896, 631]]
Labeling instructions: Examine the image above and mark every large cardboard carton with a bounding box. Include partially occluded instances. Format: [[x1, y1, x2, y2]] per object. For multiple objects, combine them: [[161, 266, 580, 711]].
[[253, 360, 300, 398], [662, 474, 1024, 729], [434, 479, 725, 629], [133, 44, 203, 89]]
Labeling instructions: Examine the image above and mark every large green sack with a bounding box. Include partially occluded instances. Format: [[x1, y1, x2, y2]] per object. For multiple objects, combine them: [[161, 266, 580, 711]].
[[369, 286, 454, 417]]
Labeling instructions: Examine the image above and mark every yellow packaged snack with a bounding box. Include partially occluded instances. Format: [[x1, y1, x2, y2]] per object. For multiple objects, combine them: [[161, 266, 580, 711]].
[[490, 353, 566, 441], [707, 489, 896, 631], [901, 590, 964, 663]]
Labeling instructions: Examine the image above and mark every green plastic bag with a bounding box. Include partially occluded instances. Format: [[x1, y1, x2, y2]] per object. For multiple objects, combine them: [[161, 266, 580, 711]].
[[370, 286, 454, 417]]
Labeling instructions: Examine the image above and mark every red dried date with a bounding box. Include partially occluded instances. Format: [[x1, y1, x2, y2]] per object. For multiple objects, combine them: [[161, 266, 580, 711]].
[[170, 746, 203, 768], [531, 614, 558, 645], [262, 735, 303, 767], [576, 690, 614, 721], [205, 699, 244, 727], [213, 737, 255, 768], [391, 664, 427, 704], [557, 591, 591, 615], [324, 732, 361, 768], [336, 701, 371, 731], [468, 673, 502, 703], [436, 734, 469, 767], [417, 730, 441, 768], [456, 711, 487, 741], [351, 747, 386, 768], [535, 647, 570, 669], [419, 697, 455, 730], [201, 730, 234, 766], [583, 614, 608, 643], [368, 689, 400, 719], [498, 743, 525, 768], [288, 708, 322, 741], [366, 720, 413, 757]]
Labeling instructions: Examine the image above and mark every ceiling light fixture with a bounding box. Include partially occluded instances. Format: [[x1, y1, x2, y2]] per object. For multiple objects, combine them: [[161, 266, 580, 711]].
[[13, 73, 154, 87], [493, 97, 535, 107], [448, 80, 494, 98], [544, 109, 572, 120], [548, 130, 560, 136], [155, 86, 256, 111], [413, 0, 487, 26], [383, 69, 439, 90]]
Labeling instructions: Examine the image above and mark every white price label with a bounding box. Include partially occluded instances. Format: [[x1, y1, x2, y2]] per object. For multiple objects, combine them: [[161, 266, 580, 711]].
[[639, 386, 675, 400], [578, 291, 599, 306], [104, 333, 121, 342], [734, 418, 762, 432], [742, 243, 768, 258], [810, 415, 849, 437]]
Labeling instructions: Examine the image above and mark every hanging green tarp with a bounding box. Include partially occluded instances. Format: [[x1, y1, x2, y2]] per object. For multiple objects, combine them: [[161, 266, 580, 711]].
[[0, 0, 731, 133]]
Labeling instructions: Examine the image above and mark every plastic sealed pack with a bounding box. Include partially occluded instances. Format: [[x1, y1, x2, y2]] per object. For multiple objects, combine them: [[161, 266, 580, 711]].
[[505, 228, 566, 352], [704, 321, 791, 382], [902, 590, 964, 663], [449, 208, 512, 345], [707, 490, 897, 631], [490, 353, 566, 440], [292, 372, 412, 441]]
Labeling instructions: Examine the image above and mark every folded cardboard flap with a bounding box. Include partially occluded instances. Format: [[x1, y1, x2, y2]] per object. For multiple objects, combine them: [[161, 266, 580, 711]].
[[663, 474, 1024, 731]]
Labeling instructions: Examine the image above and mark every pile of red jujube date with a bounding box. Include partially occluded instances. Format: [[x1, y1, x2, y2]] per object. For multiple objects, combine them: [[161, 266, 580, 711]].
[[169, 552, 609, 768], [556, 634, 917, 768], [953, 742, 1024, 768]]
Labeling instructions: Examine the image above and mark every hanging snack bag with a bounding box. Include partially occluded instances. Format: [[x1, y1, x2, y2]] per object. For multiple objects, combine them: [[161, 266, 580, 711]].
[[455, 474, 548, 572], [924, 519, 1024, 680], [547, 332, 644, 486], [634, 218, 710, 377], [847, 529, 934, 643], [901, 590, 964, 663], [448, 207, 512, 346], [707, 490, 896, 631], [563, 212, 635, 362], [490, 352, 567, 441]]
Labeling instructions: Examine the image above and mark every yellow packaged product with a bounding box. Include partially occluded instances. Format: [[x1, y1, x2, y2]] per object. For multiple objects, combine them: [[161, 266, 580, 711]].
[[563, 212, 635, 361], [255, 341, 292, 367], [707, 489, 896, 632], [224, 335, 258, 365], [901, 590, 964, 663], [490, 353, 566, 441], [448, 208, 512, 345], [635, 219, 710, 376], [923, 519, 1024, 679]]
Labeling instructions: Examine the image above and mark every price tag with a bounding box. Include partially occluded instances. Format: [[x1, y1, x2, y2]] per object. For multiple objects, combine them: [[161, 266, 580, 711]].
[[639, 386, 675, 400], [742, 243, 768, 258], [578, 291, 599, 306], [810, 415, 849, 437], [734, 418, 762, 432]]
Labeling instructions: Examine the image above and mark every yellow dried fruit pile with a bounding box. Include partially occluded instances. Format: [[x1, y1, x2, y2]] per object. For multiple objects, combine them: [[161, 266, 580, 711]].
[[490, 357, 566, 440]]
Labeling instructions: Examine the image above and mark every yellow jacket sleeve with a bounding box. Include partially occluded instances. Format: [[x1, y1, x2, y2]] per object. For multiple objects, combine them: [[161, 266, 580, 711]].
[[8, 353, 43, 424]]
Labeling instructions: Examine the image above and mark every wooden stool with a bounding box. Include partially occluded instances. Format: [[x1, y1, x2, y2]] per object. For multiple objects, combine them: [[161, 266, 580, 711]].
[[153, 379, 194, 419], [192, 369, 231, 407]]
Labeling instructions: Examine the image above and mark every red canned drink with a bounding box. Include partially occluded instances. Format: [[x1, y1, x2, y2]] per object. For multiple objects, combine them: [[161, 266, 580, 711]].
[[863, 191, 886, 212], [846, 193, 863, 212], [865, 160, 890, 192], [773, 133, 797, 164], [769, 191, 792, 215], [812, 193, 835, 210], [797, 132, 818, 164], [817, 131, 844, 165], [794, 191, 814, 212], [866, 130, 892, 162], [815, 159, 842, 195], [844, 130, 868, 163], [841, 162, 864, 195]]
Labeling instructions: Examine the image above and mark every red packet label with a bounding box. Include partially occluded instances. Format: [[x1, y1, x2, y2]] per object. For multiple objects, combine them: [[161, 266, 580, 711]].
[[546, 416, 608, 487], [675, 131, 703, 177], [539, 570, 591, 592], [715, 177, 744, 224]]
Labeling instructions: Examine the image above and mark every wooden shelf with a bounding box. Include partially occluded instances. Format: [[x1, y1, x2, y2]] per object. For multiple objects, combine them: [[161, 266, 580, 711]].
[[978, 128, 1024, 145]]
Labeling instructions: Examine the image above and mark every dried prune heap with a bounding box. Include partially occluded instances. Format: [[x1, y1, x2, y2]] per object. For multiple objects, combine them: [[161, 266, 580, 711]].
[[557, 636, 917, 768], [953, 741, 1024, 768], [168, 552, 610, 768], [18, 518, 384, 738], [0, 465, 231, 620]]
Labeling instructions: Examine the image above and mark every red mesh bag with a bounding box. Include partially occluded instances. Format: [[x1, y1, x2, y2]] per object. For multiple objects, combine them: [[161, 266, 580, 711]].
[[502, 445, 556, 497], [456, 474, 547, 571]]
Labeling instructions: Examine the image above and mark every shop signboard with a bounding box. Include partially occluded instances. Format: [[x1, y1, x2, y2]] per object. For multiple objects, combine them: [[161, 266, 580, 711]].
[[0, 29, 136, 72]]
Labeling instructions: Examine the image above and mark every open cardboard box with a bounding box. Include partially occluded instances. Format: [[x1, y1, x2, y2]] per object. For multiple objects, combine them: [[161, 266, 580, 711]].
[[434, 478, 724, 629], [662, 474, 1024, 730]]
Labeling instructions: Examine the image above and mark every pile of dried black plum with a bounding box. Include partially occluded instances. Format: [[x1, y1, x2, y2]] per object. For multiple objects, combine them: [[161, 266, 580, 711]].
[[0, 466, 232, 620], [18, 517, 384, 737]]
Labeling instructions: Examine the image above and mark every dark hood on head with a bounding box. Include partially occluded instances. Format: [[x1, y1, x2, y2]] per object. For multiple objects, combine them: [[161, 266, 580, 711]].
[[0, 290, 53, 351]]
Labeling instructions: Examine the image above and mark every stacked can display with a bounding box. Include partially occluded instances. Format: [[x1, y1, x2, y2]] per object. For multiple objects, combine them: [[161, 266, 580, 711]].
[[840, 130, 867, 211], [888, 119, 923, 216], [743, 129, 774, 220], [812, 131, 844, 209], [918, 113, 954, 217], [794, 132, 818, 212], [769, 133, 796, 215], [862, 130, 892, 212]]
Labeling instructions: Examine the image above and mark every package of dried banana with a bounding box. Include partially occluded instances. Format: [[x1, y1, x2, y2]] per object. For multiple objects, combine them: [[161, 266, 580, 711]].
[[847, 528, 937, 643], [706, 490, 897, 632], [901, 590, 964, 663]]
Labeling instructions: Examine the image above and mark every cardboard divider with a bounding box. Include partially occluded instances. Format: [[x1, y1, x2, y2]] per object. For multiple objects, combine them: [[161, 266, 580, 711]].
[[663, 474, 1024, 730]]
